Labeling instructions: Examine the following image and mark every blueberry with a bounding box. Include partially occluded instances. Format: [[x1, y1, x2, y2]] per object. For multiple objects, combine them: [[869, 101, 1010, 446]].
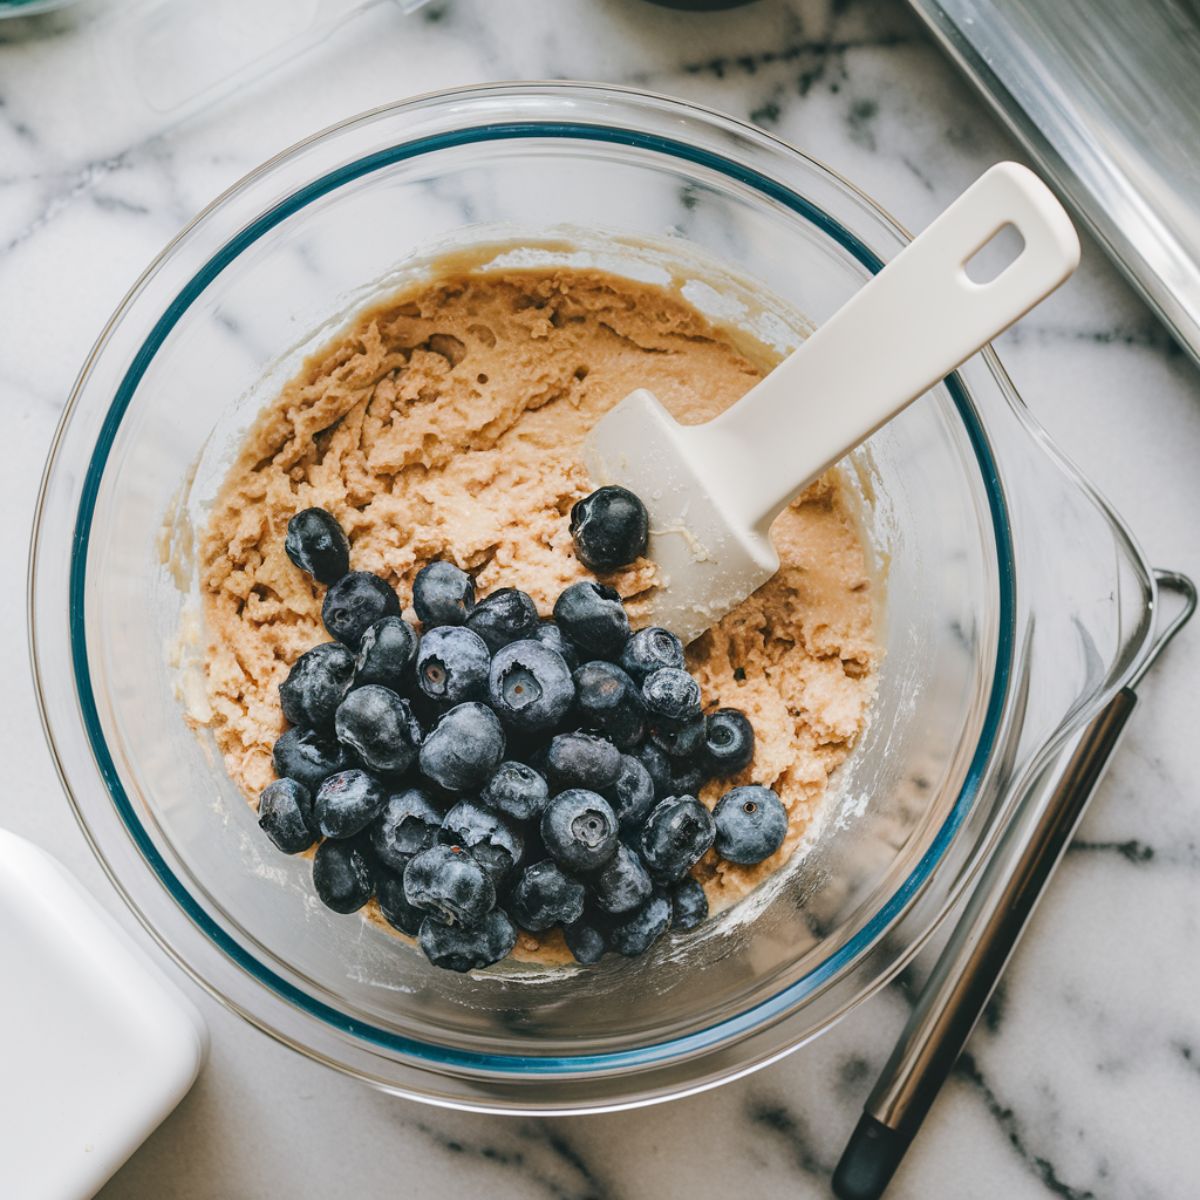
[[607, 890, 672, 956], [670, 877, 708, 931], [480, 761, 549, 822], [633, 741, 672, 799], [465, 587, 539, 652], [642, 667, 702, 726], [370, 786, 443, 870], [314, 768, 387, 839], [569, 485, 649, 571], [533, 620, 578, 670], [508, 860, 586, 931], [418, 910, 516, 972], [419, 702, 506, 792], [668, 758, 708, 799], [545, 732, 622, 792], [553, 581, 630, 660], [257, 778, 316, 854], [272, 726, 356, 795], [278, 642, 355, 730], [705, 708, 755, 777], [572, 661, 644, 749], [487, 640, 575, 733], [285, 507, 350, 584], [412, 560, 475, 627], [416, 625, 491, 704], [639, 796, 716, 883], [590, 843, 652, 915], [322, 571, 400, 648], [354, 616, 419, 690], [375, 866, 424, 935], [541, 789, 619, 873], [619, 626, 686, 684], [334, 685, 422, 775], [563, 915, 608, 965], [648, 713, 707, 760], [312, 839, 374, 914], [607, 754, 657, 833], [439, 799, 523, 885], [404, 844, 495, 927], [713, 785, 787, 864]]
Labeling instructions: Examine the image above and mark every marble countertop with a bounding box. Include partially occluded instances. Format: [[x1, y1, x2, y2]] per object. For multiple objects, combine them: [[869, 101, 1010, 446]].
[[3, 1, 1198, 1197]]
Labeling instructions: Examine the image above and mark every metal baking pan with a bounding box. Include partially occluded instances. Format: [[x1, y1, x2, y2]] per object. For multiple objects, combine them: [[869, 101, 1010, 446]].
[[908, 0, 1200, 365]]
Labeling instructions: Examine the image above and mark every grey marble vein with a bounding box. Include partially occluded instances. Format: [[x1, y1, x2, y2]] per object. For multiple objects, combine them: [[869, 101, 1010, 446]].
[[955, 1053, 1099, 1200]]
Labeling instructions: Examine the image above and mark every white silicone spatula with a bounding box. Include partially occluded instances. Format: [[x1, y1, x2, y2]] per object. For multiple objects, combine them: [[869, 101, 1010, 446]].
[[584, 162, 1080, 643]]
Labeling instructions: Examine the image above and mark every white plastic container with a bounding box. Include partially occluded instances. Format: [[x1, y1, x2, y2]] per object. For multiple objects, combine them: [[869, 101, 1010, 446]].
[[0, 829, 207, 1199]]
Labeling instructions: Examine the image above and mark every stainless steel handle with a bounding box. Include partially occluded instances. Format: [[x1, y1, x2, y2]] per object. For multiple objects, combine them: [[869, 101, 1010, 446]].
[[832, 569, 1195, 1200], [871, 687, 1135, 1125]]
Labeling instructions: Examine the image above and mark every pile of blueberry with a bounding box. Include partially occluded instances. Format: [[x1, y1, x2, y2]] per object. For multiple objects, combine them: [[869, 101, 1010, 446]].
[[258, 487, 787, 973]]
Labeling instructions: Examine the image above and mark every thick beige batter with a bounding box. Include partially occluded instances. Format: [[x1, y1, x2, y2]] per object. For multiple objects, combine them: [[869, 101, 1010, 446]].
[[198, 266, 877, 952]]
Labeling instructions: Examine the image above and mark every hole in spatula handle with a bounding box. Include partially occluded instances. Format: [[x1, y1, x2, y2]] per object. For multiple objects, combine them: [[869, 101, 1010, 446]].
[[963, 221, 1027, 285]]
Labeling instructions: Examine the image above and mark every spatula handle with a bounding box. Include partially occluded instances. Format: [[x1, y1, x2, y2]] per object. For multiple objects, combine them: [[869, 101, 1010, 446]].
[[702, 162, 1080, 531]]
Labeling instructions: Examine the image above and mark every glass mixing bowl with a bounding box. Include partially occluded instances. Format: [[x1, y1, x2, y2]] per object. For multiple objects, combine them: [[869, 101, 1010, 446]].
[[30, 84, 1157, 1113]]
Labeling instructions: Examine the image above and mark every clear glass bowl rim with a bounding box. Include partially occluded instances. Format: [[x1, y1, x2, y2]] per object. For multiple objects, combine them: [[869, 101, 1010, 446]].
[[36, 82, 1044, 1085]]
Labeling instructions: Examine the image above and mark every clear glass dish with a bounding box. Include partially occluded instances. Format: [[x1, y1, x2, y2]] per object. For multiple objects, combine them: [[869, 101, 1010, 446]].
[[29, 83, 1157, 1113]]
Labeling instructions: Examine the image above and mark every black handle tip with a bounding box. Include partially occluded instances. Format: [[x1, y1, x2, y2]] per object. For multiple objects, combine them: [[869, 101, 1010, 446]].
[[831, 1113, 911, 1200]]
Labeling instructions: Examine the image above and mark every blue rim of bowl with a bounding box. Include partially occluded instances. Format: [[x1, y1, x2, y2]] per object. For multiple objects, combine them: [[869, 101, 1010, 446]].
[[69, 121, 1015, 1076]]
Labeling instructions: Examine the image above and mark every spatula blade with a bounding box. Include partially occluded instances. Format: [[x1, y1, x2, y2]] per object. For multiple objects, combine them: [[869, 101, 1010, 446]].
[[583, 388, 778, 644]]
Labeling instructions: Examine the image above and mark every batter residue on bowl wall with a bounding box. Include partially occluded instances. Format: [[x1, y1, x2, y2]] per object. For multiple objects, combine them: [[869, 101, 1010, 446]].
[[196, 265, 877, 961]]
